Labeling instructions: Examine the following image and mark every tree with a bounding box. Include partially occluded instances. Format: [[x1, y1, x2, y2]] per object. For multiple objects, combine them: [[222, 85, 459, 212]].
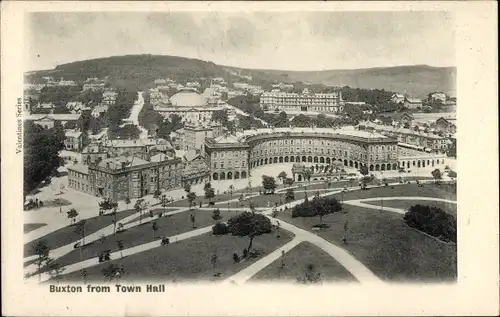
[[212, 208, 221, 221], [312, 192, 328, 224], [210, 251, 219, 276], [134, 198, 148, 224], [205, 187, 215, 205], [190, 213, 196, 228], [448, 170, 457, 181], [228, 184, 235, 197], [360, 165, 369, 176], [187, 192, 197, 209], [99, 198, 118, 216], [160, 194, 169, 209], [431, 168, 442, 183], [152, 221, 158, 240], [302, 168, 313, 183], [285, 188, 295, 205], [124, 197, 131, 210], [74, 219, 87, 246], [153, 190, 162, 202], [262, 175, 277, 194], [67, 208, 78, 225], [227, 212, 272, 254], [32, 239, 50, 282], [116, 240, 124, 259], [278, 171, 288, 184], [184, 183, 191, 195]]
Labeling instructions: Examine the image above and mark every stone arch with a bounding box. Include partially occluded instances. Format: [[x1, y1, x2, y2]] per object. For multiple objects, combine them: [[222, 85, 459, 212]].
[[326, 157, 331, 164], [302, 156, 307, 162], [284, 156, 289, 163], [432, 160, 435, 167], [369, 164, 374, 171], [313, 157, 318, 163], [290, 156, 295, 162], [354, 162, 359, 169], [260, 158, 263, 166], [212, 172, 219, 180], [273, 157, 278, 163], [344, 159, 348, 166], [297, 174, 302, 181], [241, 171, 247, 179], [265, 158, 268, 164], [349, 160, 353, 167], [393, 163, 397, 170], [375, 164, 380, 171], [234, 171, 240, 179], [320, 157, 325, 163], [227, 172, 233, 179], [417, 161, 421, 168], [220, 172, 226, 180], [407, 161, 410, 168], [308, 156, 313, 162], [381, 164, 385, 171], [279, 156, 284, 163], [387, 163, 391, 170]]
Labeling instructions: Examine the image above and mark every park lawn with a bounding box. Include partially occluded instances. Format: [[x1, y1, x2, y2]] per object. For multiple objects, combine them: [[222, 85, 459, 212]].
[[166, 194, 236, 208], [24, 209, 137, 257], [51, 208, 249, 268], [121, 207, 184, 225], [330, 184, 457, 202], [250, 241, 357, 283], [217, 190, 322, 209], [39, 198, 73, 208], [54, 229, 294, 283], [277, 204, 457, 282], [24, 223, 47, 233], [364, 200, 457, 217]]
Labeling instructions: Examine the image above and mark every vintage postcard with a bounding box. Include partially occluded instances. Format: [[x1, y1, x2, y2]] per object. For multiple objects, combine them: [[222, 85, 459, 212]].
[[1, 1, 498, 316]]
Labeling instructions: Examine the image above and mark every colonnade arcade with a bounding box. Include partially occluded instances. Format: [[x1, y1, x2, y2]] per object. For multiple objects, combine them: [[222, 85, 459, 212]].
[[211, 170, 247, 181], [249, 155, 398, 172]]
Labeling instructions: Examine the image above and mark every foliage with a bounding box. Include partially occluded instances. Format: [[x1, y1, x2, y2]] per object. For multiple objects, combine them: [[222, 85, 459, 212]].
[[184, 183, 191, 194], [105, 88, 137, 128], [227, 212, 272, 253], [23, 122, 64, 195], [212, 209, 222, 221], [285, 188, 295, 203], [448, 170, 457, 179], [67, 208, 79, 224], [404, 205, 456, 243], [187, 192, 197, 209], [101, 264, 125, 281], [262, 175, 277, 194], [278, 171, 288, 183], [212, 109, 229, 125], [137, 91, 164, 135], [212, 222, 229, 235], [284, 178, 294, 186], [302, 168, 313, 182], [296, 263, 322, 284], [360, 165, 369, 176], [99, 198, 118, 215], [107, 124, 141, 140], [431, 169, 442, 183], [291, 196, 342, 219], [156, 114, 184, 141]]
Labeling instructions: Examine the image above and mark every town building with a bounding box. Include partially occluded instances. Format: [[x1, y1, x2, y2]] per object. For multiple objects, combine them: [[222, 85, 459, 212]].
[[102, 138, 174, 160], [80, 143, 110, 165], [205, 134, 250, 181], [153, 87, 226, 125], [433, 117, 457, 134], [102, 90, 118, 106], [181, 150, 210, 186], [404, 98, 423, 109], [175, 122, 223, 152], [64, 130, 87, 152], [428, 92, 447, 103], [260, 89, 344, 113], [24, 113, 83, 130], [390, 93, 406, 104], [68, 154, 183, 200]]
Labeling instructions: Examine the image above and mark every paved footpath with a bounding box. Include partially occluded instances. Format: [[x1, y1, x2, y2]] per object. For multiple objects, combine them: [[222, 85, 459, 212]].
[[344, 196, 457, 214], [32, 225, 214, 283], [28, 179, 445, 284]]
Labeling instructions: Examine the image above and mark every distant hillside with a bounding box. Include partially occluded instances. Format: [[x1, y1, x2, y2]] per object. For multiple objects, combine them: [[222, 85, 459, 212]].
[[224, 65, 456, 99], [26, 55, 456, 98]]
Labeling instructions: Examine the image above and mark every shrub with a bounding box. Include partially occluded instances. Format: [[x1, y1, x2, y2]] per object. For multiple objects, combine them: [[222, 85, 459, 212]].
[[212, 209, 222, 221], [403, 204, 456, 242], [291, 197, 342, 218], [212, 222, 229, 235]]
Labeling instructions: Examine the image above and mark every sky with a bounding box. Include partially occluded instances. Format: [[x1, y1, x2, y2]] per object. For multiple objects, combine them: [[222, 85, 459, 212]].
[[25, 11, 455, 72]]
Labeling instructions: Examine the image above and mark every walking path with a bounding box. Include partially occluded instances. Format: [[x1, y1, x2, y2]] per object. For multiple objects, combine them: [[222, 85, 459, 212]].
[[343, 196, 457, 215], [32, 225, 214, 283], [26, 178, 450, 284]]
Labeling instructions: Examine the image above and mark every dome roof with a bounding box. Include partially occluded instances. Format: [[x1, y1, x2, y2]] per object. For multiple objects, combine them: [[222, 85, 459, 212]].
[[169, 88, 206, 108]]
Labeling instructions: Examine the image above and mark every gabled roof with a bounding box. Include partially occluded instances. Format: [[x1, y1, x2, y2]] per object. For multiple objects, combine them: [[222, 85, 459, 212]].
[[213, 134, 241, 144]]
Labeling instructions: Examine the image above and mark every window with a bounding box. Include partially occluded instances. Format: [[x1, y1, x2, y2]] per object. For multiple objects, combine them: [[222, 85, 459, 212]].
[[214, 163, 217, 168], [221, 163, 224, 168]]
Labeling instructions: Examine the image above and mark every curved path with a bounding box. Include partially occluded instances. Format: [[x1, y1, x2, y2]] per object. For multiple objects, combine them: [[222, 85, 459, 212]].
[[344, 196, 457, 215], [26, 179, 451, 284]]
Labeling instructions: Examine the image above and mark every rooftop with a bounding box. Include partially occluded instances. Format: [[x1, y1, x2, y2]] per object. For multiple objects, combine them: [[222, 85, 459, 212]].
[[237, 126, 388, 140], [67, 163, 89, 175], [97, 156, 149, 170], [25, 113, 82, 121]]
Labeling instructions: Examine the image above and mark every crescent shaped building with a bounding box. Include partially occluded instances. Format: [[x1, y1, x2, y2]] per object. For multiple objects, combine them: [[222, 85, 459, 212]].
[[205, 126, 401, 182]]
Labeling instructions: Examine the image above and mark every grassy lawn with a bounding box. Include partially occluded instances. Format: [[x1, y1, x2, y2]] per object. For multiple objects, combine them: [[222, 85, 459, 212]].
[[364, 200, 457, 217], [121, 208, 183, 225], [39, 198, 73, 208], [277, 204, 457, 282], [332, 184, 456, 202], [53, 230, 294, 283], [51, 208, 251, 268], [250, 241, 357, 283], [24, 209, 137, 257], [166, 194, 236, 208], [24, 223, 47, 233]]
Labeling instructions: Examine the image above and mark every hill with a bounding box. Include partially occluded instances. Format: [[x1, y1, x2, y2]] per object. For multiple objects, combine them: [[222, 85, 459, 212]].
[[25, 55, 456, 97]]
